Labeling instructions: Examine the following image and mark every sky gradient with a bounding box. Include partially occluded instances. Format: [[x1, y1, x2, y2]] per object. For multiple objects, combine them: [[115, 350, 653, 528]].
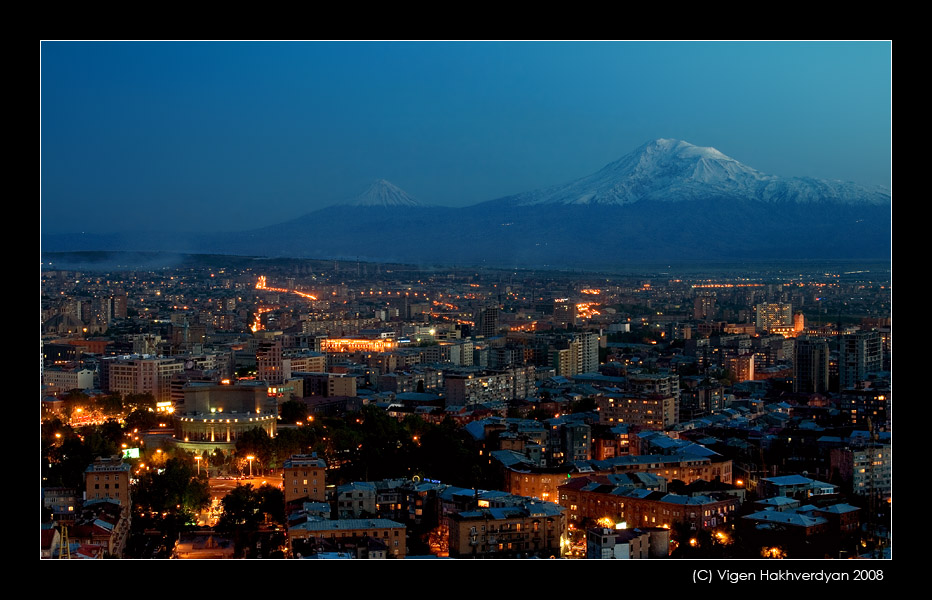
[[40, 41, 892, 234]]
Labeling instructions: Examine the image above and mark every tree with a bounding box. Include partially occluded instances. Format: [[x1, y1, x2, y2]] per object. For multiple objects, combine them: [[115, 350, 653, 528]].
[[256, 484, 285, 527], [235, 427, 273, 472], [215, 484, 281, 557], [124, 393, 156, 412], [98, 419, 124, 447], [133, 456, 209, 517], [271, 427, 305, 468], [124, 408, 159, 433], [96, 394, 124, 416], [278, 399, 308, 424]]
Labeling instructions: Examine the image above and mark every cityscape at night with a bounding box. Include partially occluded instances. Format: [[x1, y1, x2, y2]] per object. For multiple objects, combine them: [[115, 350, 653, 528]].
[[41, 41, 891, 573]]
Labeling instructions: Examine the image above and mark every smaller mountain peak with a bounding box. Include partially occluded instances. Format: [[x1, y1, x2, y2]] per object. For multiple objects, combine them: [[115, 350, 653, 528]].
[[345, 179, 423, 208]]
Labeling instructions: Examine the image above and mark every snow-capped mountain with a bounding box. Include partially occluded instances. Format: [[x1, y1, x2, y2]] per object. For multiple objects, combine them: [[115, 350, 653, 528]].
[[340, 179, 425, 208], [506, 138, 890, 207], [43, 139, 891, 269]]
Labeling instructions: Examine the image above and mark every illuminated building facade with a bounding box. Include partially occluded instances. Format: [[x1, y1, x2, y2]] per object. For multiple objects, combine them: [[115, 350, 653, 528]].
[[726, 352, 755, 382], [257, 339, 327, 385], [320, 338, 396, 353], [833, 387, 889, 430], [447, 501, 566, 558], [173, 382, 277, 452], [292, 371, 357, 397], [584, 454, 733, 486], [43, 366, 94, 393], [85, 456, 132, 506], [755, 303, 792, 333], [102, 355, 185, 405], [693, 293, 716, 321], [444, 366, 536, 407], [553, 299, 576, 328], [283, 454, 327, 503], [288, 518, 407, 558], [679, 384, 725, 421], [256, 339, 284, 384], [548, 332, 598, 376], [559, 476, 739, 531], [595, 394, 676, 430], [839, 330, 883, 389], [830, 444, 891, 500], [586, 526, 670, 559], [501, 467, 569, 504]]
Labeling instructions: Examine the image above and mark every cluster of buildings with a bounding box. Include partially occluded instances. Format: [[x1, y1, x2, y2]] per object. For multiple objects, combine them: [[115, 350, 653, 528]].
[[42, 457, 133, 559], [273, 452, 569, 559], [41, 259, 891, 558]]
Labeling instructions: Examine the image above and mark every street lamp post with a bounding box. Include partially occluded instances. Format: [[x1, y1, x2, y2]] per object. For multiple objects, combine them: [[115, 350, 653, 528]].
[[247, 455, 255, 478], [195, 455, 201, 475]]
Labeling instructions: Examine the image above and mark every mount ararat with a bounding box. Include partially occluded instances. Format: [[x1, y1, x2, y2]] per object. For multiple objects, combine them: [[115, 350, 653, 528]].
[[43, 139, 891, 269]]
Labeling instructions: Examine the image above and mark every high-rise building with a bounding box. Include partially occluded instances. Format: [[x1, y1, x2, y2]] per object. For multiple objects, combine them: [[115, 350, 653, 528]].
[[726, 352, 755, 383], [794, 338, 829, 394], [553, 300, 576, 328], [548, 332, 599, 377], [693, 293, 716, 321], [256, 339, 284, 384], [112, 293, 128, 319], [839, 331, 883, 390], [576, 332, 599, 374], [102, 355, 185, 405], [477, 306, 499, 337], [793, 312, 805, 335]]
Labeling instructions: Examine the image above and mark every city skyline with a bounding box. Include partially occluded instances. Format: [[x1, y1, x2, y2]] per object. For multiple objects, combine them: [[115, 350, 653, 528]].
[[41, 40, 891, 235]]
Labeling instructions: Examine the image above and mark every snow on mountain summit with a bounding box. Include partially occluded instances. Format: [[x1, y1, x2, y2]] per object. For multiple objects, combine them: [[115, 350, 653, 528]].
[[512, 138, 889, 207]]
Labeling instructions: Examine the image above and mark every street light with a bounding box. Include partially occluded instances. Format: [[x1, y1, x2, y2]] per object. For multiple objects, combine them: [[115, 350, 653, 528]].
[[247, 455, 255, 477], [195, 455, 201, 475]]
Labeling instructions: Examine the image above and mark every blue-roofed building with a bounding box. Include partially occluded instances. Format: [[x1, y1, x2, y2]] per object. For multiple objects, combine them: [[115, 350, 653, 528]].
[[759, 475, 838, 500]]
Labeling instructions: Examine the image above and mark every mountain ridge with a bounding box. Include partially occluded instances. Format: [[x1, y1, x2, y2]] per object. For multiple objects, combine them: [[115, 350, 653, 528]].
[[42, 138, 891, 268]]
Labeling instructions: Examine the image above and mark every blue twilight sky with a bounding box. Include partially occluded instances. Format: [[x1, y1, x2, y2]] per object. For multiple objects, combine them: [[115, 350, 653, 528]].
[[40, 41, 891, 234]]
